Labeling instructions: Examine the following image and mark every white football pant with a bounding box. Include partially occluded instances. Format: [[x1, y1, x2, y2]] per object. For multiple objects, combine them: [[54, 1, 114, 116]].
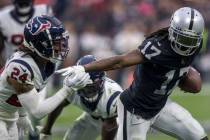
[[117, 98, 206, 140]]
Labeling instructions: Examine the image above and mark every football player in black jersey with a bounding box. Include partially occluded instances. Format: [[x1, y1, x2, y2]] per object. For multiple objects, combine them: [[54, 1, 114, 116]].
[[57, 7, 208, 140]]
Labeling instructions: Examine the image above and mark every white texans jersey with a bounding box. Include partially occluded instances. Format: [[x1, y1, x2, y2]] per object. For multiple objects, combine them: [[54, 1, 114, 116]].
[[0, 51, 55, 121], [0, 4, 52, 59], [67, 78, 123, 119]]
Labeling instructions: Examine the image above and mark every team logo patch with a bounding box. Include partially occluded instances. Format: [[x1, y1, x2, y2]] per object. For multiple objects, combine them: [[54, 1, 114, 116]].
[[26, 16, 51, 35]]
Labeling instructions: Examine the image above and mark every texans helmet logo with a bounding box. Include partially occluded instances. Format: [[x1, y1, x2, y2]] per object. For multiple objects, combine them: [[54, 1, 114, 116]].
[[26, 16, 51, 35]]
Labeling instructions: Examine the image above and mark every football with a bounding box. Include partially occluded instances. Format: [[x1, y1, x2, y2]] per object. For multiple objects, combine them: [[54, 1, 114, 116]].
[[178, 67, 202, 93]]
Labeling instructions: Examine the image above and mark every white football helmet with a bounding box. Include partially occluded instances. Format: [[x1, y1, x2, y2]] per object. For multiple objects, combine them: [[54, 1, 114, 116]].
[[168, 7, 205, 56]]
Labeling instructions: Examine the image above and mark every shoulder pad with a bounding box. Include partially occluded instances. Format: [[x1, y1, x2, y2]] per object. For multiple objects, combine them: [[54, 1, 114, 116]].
[[138, 39, 162, 60], [0, 5, 13, 14], [105, 78, 123, 92], [6, 59, 34, 85], [106, 91, 120, 118]]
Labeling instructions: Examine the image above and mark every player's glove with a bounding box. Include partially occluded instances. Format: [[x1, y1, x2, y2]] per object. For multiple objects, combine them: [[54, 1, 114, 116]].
[[63, 71, 92, 92], [17, 115, 35, 137], [55, 65, 85, 76], [39, 133, 52, 140]]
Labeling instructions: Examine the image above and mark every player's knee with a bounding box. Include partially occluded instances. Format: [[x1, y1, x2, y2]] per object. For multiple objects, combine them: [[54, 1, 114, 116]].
[[201, 136, 208, 140]]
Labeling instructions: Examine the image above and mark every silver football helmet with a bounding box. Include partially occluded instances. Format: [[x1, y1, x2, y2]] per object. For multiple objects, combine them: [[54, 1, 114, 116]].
[[168, 7, 204, 56]]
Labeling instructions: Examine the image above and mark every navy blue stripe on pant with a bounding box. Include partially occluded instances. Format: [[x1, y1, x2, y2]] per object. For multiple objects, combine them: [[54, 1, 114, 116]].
[[123, 106, 127, 140]]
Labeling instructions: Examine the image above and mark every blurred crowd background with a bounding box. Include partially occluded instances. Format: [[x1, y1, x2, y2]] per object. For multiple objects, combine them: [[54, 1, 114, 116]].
[[1, 0, 210, 88]]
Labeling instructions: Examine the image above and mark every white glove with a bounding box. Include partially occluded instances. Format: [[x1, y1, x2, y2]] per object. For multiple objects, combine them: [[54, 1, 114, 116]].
[[17, 116, 35, 137], [39, 133, 52, 140], [55, 65, 85, 76], [63, 71, 92, 92]]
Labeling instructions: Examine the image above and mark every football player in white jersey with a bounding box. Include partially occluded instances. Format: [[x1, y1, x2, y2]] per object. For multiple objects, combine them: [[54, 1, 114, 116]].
[[0, 0, 53, 67], [0, 15, 91, 140], [40, 55, 123, 140], [0, 2, 53, 139]]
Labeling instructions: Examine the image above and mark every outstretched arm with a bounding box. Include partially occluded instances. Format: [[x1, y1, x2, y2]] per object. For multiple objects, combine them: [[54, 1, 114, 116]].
[[10, 77, 71, 119], [8, 76, 70, 120], [41, 99, 69, 135], [84, 49, 144, 72], [6, 61, 90, 119], [101, 117, 118, 140]]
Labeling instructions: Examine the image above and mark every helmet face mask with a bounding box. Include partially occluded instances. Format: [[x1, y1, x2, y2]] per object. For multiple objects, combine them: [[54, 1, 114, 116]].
[[13, 0, 34, 15], [170, 28, 202, 47], [76, 55, 105, 102], [169, 27, 202, 56], [42, 31, 69, 63], [168, 7, 204, 56], [51, 37, 69, 61], [78, 78, 105, 102]]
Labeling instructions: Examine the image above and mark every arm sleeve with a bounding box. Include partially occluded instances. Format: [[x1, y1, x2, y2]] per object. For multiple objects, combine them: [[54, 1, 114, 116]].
[[17, 87, 72, 119]]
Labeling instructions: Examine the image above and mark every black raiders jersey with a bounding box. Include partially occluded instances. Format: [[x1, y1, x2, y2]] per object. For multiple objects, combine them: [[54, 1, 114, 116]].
[[120, 33, 201, 119]]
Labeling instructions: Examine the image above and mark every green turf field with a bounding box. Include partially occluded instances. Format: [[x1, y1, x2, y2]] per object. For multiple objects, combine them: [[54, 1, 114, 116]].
[[46, 84, 210, 140]]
